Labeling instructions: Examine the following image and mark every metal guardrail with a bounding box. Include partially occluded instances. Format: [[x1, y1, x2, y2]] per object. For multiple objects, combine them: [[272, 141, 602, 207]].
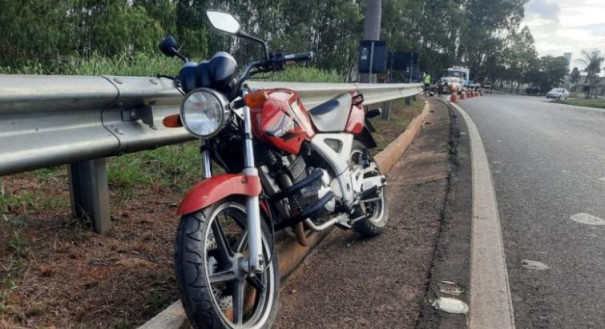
[[0, 74, 421, 232], [246, 81, 422, 109]]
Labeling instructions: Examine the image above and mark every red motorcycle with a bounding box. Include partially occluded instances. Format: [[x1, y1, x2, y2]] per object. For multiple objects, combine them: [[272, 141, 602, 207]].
[[160, 11, 389, 329]]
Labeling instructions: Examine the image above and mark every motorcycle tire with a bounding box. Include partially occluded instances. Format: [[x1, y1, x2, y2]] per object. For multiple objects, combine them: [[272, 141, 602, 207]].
[[351, 141, 390, 237], [175, 197, 279, 329]]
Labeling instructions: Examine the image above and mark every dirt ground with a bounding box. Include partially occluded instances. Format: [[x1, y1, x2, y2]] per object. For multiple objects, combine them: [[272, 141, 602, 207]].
[[0, 98, 425, 329], [0, 172, 181, 329], [274, 100, 451, 329]]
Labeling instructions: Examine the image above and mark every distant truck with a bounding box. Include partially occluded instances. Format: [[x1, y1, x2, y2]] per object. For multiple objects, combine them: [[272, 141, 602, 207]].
[[446, 66, 470, 88], [436, 76, 462, 94]]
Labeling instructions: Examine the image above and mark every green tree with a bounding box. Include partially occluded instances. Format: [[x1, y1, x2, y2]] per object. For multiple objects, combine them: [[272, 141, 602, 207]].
[[576, 49, 604, 99], [134, 0, 177, 34], [82, 0, 164, 56], [457, 0, 528, 82], [174, 0, 211, 59], [0, 0, 540, 81], [526, 55, 568, 92], [504, 26, 538, 93], [570, 67, 581, 84], [0, 0, 75, 67]]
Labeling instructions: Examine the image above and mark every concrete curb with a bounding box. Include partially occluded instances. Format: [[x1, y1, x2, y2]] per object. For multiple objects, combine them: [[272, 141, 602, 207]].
[[374, 102, 430, 172], [137, 100, 432, 329]]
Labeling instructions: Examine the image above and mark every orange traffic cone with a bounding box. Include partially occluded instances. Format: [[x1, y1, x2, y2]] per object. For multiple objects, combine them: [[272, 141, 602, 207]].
[[461, 91, 466, 99], [450, 86, 458, 102]]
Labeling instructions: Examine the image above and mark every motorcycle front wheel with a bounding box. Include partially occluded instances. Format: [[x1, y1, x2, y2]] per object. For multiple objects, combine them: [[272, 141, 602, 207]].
[[174, 197, 279, 329]]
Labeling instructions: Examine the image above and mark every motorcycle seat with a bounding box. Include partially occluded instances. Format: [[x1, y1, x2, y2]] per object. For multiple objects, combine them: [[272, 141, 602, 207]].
[[308, 93, 352, 132]]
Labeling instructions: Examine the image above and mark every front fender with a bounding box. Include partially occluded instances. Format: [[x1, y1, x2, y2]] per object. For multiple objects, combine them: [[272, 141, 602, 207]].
[[177, 174, 261, 215]]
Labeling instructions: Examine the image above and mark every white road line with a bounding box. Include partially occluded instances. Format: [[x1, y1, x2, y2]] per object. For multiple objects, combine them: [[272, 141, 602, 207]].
[[599, 177, 605, 182], [449, 101, 516, 329], [570, 213, 605, 225]]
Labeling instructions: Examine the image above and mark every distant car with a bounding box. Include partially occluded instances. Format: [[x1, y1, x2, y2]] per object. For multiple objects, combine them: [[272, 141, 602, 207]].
[[546, 88, 569, 99], [526, 86, 541, 95]]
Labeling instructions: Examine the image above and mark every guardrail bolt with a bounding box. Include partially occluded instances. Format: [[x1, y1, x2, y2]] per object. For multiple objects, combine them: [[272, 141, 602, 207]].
[[130, 110, 139, 121]]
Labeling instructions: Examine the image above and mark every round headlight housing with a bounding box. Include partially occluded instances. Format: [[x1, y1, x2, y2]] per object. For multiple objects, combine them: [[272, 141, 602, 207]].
[[180, 88, 231, 138]]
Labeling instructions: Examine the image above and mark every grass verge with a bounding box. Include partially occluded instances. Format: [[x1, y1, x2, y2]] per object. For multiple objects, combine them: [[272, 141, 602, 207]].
[[370, 96, 425, 154], [553, 98, 605, 109]]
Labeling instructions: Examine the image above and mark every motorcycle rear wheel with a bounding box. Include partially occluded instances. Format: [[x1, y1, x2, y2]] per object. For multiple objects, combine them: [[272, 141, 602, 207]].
[[351, 141, 389, 237], [174, 197, 279, 329]]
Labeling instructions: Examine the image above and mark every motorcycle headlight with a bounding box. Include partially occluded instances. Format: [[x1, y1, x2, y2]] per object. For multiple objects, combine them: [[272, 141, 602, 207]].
[[180, 88, 231, 138]]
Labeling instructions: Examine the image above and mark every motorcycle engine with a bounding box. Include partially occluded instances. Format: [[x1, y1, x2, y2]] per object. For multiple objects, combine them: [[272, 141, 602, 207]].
[[256, 146, 335, 228], [283, 156, 334, 220]]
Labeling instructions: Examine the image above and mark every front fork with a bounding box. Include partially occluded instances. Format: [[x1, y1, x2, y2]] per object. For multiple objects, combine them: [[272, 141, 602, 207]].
[[241, 92, 264, 274], [201, 93, 264, 274]]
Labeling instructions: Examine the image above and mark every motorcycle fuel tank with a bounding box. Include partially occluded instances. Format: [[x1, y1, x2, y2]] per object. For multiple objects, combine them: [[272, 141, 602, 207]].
[[250, 88, 316, 154]]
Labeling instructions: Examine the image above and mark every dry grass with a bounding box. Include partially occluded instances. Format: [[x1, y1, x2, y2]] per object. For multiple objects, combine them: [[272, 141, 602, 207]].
[[370, 96, 425, 154]]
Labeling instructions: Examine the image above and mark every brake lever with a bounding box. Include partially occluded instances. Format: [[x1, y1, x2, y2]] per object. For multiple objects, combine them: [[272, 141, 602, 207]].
[[156, 73, 177, 81], [157, 74, 186, 95]]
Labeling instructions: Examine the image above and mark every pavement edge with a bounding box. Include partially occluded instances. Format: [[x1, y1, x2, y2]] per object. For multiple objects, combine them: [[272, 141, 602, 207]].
[[449, 100, 515, 329], [415, 98, 472, 329]]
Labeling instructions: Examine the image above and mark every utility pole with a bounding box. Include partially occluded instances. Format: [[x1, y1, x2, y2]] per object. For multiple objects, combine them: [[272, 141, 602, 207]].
[[361, 0, 381, 83]]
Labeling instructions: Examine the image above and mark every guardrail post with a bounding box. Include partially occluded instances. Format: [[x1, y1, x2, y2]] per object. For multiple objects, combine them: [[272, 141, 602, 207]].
[[382, 101, 391, 120], [68, 159, 111, 234], [405, 97, 411, 105]]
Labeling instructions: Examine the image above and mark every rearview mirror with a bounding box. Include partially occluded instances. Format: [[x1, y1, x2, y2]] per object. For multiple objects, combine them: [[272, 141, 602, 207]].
[[159, 35, 179, 57], [206, 11, 240, 34]]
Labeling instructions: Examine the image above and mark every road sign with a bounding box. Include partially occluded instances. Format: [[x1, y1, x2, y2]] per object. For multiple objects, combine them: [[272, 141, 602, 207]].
[[387, 52, 418, 71], [359, 40, 386, 74]]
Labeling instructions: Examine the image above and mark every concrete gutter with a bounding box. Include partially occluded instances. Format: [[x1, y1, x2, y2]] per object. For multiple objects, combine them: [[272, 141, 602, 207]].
[[138, 100, 432, 329]]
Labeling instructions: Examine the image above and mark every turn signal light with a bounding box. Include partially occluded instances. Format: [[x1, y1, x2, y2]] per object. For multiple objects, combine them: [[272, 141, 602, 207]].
[[163, 114, 182, 127], [244, 90, 269, 108]]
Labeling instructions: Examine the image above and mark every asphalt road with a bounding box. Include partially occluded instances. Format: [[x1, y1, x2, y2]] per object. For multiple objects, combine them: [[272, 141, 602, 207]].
[[458, 94, 605, 329]]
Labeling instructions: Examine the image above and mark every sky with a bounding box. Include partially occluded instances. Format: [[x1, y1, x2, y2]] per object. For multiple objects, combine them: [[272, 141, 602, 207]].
[[522, 0, 605, 71]]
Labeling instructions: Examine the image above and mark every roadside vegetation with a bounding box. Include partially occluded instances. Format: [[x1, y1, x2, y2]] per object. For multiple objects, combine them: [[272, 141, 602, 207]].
[[371, 97, 425, 153], [575, 50, 605, 99], [0, 0, 549, 87], [268, 66, 344, 83], [0, 52, 344, 83], [554, 98, 605, 110]]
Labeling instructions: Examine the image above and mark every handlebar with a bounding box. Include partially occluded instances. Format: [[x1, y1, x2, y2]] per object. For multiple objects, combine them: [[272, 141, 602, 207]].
[[275, 51, 314, 65], [230, 51, 314, 100]]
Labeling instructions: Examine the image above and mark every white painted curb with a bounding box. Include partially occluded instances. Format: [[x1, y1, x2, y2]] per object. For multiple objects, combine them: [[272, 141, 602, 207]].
[[449, 100, 516, 329]]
